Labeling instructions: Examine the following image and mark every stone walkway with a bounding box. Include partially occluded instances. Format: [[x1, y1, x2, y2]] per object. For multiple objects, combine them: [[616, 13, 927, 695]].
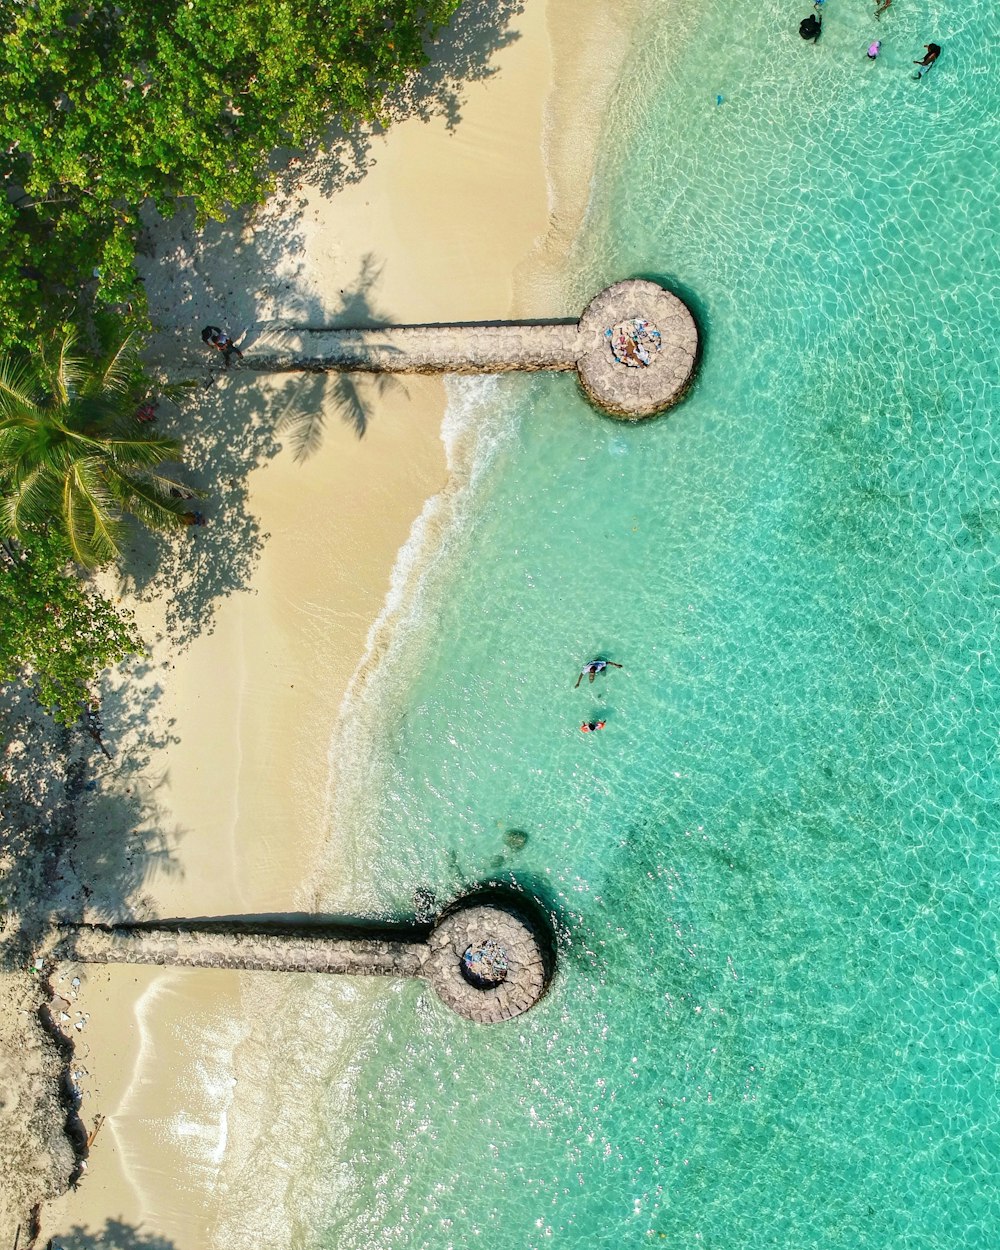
[[242, 279, 699, 419], [56, 896, 555, 1025]]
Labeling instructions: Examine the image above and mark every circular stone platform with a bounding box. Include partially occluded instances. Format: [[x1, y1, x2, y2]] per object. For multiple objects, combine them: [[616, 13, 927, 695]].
[[424, 900, 553, 1024], [576, 279, 698, 420]]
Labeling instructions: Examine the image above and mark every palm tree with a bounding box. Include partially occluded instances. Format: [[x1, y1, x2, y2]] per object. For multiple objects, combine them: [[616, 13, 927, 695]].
[[0, 331, 195, 567]]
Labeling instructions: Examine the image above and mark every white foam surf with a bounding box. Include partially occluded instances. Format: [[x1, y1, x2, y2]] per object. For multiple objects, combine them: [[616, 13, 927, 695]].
[[313, 374, 525, 909]]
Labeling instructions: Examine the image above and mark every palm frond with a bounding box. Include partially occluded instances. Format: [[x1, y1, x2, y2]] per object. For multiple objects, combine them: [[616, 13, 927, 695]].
[[103, 465, 194, 529], [102, 431, 182, 467], [2, 465, 62, 539], [0, 335, 195, 564], [0, 358, 37, 417], [64, 461, 123, 567], [87, 332, 137, 399], [50, 329, 87, 406]]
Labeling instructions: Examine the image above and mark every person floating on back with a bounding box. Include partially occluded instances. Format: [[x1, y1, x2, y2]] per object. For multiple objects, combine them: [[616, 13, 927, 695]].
[[201, 325, 244, 368], [913, 43, 941, 78], [799, 13, 821, 41], [575, 659, 623, 688], [580, 720, 606, 734]]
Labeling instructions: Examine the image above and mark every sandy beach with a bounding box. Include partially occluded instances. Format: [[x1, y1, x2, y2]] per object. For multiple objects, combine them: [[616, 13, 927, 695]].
[[34, 2, 643, 1245]]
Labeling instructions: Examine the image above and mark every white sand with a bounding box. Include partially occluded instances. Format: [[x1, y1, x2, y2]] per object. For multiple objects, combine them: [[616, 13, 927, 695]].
[[41, 2, 644, 1245]]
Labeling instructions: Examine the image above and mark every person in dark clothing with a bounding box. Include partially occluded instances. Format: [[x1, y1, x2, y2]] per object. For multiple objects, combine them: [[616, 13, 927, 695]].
[[201, 325, 243, 367], [913, 44, 941, 77], [799, 13, 822, 41]]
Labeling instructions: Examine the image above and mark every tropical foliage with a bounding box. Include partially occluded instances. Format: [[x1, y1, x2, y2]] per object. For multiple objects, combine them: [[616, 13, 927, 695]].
[[0, 529, 141, 726], [0, 332, 194, 567], [0, 0, 461, 353], [0, 0, 462, 725]]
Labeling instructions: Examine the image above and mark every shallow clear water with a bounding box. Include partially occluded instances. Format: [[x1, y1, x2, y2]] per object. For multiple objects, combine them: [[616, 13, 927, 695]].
[[297, 2, 999, 1246]]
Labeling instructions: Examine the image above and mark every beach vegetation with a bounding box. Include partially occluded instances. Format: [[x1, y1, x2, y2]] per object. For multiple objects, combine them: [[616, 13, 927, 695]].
[[0, 331, 196, 568], [0, 528, 141, 728], [0, 0, 462, 354]]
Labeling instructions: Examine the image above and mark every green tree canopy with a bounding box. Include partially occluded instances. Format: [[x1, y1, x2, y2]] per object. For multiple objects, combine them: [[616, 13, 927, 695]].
[[0, 0, 460, 351], [0, 529, 141, 726], [0, 332, 194, 567]]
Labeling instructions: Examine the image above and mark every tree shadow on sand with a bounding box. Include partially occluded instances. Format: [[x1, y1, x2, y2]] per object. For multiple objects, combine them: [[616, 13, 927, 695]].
[[43, 1218, 180, 1250], [123, 255, 408, 649], [138, 0, 527, 368], [123, 3, 528, 650], [282, 0, 526, 200], [0, 675, 185, 972]]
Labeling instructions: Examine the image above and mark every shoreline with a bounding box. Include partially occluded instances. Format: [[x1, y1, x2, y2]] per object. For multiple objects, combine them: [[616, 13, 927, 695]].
[[29, 3, 645, 1246]]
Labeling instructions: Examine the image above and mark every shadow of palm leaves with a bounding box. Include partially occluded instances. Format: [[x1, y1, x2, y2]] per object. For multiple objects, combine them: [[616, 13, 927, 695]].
[[122, 250, 404, 644], [126, 0, 531, 649], [277, 370, 408, 454]]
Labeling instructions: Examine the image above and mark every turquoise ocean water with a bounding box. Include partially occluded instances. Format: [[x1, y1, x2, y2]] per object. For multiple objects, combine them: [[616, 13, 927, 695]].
[[287, 2, 999, 1247]]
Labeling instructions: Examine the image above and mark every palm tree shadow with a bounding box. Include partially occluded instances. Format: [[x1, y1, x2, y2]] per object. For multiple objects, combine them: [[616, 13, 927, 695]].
[[125, 0, 534, 648], [120, 253, 411, 646], [278, 370, 408, 452]]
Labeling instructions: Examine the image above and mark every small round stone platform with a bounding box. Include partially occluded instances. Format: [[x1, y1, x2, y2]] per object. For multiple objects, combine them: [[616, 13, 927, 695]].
[[576, 279, 698, 420], [424, 900, 553, 1024]]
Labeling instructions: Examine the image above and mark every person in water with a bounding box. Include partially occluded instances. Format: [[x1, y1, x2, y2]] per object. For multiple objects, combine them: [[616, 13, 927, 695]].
[[580, 720, 606, 733], [799, 13, 821, 41], [867, 40, 881, 60], [874, 0, 891, 18], [913, 43, 941, 76], [575, 659, 623, 688]]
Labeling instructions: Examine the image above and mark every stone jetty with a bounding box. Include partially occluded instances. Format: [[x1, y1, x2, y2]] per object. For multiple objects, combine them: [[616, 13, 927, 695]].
[[241, 278, 698, 420], [56, 894, 556, 1025]]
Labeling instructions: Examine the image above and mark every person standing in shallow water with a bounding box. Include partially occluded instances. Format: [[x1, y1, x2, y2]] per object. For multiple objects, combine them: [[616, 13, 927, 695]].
[[913, 43, 941, 77], [799, 13, 821, 41]]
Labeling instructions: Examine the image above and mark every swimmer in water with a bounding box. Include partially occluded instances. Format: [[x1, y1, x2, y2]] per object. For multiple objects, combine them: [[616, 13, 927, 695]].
[[580, 720, 607, 733], [575, 659, 623, 688], [913, 43, 941, 77], [867, 40, 881, 60]]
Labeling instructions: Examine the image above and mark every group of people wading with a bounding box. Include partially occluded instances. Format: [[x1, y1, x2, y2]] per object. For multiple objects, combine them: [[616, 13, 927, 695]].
[[798, 2, 941, 78]]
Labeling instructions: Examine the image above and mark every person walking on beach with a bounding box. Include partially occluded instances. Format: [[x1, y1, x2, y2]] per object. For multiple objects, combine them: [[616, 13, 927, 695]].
[[913, 43, 941, 77], [575, 659, 623, 688], [201, 325, 243, 367]]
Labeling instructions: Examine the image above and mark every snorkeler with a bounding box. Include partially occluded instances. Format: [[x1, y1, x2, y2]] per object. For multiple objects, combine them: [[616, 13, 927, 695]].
[[580, 720, 607, 733], [575, 659, 623, 688]]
